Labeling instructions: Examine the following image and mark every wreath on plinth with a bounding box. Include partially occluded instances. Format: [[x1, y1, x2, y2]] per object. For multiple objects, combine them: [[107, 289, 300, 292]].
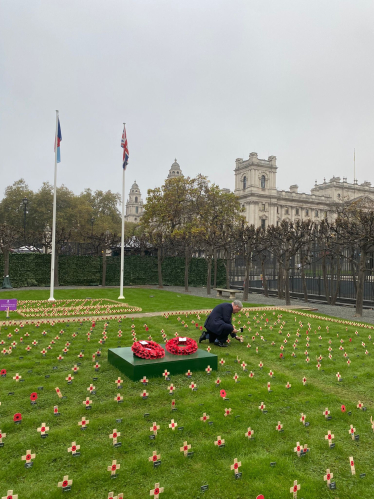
[[166, 337, 198, 356], [132, 341, 165, 360]]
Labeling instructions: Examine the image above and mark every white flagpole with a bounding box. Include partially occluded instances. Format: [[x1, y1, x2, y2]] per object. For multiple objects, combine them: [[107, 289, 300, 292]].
[[48, 110, 59, 302], [118, 124, 126, 299]]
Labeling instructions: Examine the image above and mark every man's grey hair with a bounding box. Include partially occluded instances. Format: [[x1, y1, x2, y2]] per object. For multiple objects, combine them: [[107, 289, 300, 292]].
[[233, 299, 243, 309]]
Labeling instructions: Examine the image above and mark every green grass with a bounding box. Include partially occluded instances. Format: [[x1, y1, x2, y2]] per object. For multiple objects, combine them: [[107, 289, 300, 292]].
[[0, 292, 374, 498]]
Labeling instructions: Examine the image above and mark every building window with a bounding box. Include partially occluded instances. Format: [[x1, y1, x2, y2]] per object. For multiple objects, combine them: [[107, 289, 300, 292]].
[[305, 209, 309, 216], [135, 196, 138, 203], [277, 206, 279, 214], [261, 203, 265, 211], [261, 219, 266, 229], [135, 206, 139, 214], [285, 207, 289, 215], [243, 176, 247, 190], [315, 210, 319, 217], [261, 175, 266, 189], [295, 208, 299, 216], [324, 211, 327, 218], [134, 218, 137, 221], [337, 193, 341, 199], [276, 221, 279, 226]]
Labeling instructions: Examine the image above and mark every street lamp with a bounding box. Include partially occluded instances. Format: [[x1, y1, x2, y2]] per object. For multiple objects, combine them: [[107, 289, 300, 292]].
[[23, 197, 28, 245], [91, 217, 95, 235]]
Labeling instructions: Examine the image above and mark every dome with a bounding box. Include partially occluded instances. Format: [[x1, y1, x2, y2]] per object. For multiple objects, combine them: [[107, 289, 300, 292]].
[[131, 180, 140, 189], [170, 159, 181, 170], [168, 159, 183, 179]]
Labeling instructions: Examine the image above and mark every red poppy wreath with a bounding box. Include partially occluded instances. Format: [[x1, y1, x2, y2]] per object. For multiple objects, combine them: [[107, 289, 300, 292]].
[[165, 337, 198, 356], [132, 341, 165, 360]]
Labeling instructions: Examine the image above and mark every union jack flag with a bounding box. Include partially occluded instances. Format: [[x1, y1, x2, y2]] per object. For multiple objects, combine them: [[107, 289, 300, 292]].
[[121, 124, 129, 169]]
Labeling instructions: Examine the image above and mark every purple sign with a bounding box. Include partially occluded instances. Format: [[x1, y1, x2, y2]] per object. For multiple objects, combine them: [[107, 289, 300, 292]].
[[0, 299, 17, 311]]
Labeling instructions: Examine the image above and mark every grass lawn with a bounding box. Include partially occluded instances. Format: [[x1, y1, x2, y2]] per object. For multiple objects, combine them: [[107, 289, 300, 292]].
[[0, 287, 259, 322], [0, 290, 374, 498]]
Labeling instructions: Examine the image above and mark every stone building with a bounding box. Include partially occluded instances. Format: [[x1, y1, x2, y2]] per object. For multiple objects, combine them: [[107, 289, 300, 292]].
[[125, 180, 144, 223], [234, 152, 374, 228], [167, 159, 183, 179]]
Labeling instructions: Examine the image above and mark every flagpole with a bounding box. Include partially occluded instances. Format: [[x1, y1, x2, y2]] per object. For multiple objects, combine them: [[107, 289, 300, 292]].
[[48, 110, 59, 302], [118, 124, 126, 300]]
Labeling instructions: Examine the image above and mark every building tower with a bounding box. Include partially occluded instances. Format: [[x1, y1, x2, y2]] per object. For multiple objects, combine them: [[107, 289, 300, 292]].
[[167, 159, 183, 179], [125, 181, 144, 223]]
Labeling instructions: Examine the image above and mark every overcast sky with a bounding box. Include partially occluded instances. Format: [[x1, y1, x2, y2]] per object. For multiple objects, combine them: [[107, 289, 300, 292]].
[[1, 0, 374, 204]]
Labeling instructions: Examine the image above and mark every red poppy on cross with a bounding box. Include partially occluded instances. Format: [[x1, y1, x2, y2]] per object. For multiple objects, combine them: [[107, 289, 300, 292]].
[[214, 435, 225, 446], [290, 480, 300, 498], [37, 423, 49, 436], [2, 491, 18, 499], [58, 475, 72, 489], [349, 456, 355, 475], [68, 442, 80, 455], [169, 419, 178, 430], [107, 460, 120, 475], [180, 441, 191, 456], [109, 429, 121, 444], [200, 413, 209, 422], [230, 458, 241, 475], [349, 425, 356, 439], [149, 450, 161, 462], [325, 430, 334, 446], [150, 483, 164, 498], [150, 422, 160, 435], [78, 417, 89, 428], [21, 449, 36, 463], [324, 468, 333, 486]]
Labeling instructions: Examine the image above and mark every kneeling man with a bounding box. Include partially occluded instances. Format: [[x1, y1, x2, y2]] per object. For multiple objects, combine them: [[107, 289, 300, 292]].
[[199, 300, 243, 347]]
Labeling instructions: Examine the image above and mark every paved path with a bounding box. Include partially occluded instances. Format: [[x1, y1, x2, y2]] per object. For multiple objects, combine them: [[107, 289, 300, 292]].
[[1, 284, 373, 325]]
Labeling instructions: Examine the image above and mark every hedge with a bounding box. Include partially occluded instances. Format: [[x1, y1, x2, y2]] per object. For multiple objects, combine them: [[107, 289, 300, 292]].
[[0, 254, 226, 288]]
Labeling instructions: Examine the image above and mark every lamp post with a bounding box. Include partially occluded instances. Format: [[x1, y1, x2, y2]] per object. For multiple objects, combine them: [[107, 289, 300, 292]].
[[23, 197, 28, 245]]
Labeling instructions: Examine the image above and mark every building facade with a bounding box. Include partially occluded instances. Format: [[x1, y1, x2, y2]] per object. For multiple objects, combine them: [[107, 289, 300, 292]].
[[167, 159, 183, 179], [234, 152, 374, 228], [125, 181, 144, 223]]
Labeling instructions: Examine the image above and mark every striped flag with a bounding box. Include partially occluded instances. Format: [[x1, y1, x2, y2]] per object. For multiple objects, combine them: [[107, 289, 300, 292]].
[[55, 118, 62, 163], [121, 124, 129, 169]]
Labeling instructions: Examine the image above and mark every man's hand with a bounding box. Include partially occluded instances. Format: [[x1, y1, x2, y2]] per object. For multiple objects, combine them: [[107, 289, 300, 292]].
[[234, 335, 241, 341]]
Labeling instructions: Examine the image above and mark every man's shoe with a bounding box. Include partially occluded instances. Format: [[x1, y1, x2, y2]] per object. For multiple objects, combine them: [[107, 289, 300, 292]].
[[216, 341, 227, 347], [199, 332, 207, 343]]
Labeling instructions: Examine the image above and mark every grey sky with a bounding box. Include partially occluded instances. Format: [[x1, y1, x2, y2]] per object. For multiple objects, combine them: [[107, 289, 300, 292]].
[[1, 0, 374, 205]]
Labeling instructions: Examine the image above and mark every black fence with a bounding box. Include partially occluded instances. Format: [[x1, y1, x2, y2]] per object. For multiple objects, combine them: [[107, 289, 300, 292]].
[[231, 254, 374, 306]]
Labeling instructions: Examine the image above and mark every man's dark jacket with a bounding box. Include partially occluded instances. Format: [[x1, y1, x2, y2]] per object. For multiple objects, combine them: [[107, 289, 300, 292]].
[[204, 303, 235, 336]]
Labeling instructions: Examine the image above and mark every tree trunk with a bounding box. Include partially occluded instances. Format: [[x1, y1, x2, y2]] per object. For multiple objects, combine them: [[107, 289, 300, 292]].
[[157, 247, 163, 288], [284, 260, 291, 306], [206, 251, 212, 295], [261, 259, 269, 297], [226, 251, 231, 289], [322, 253, 330, 304], [213, 249, 217, 288], [301, 265, 308, 302], [278, 261, 283, 299], [102, 248, 107, 287], [3, 246, 10, 276], [351, 252, 357, 294], [331, 257, 341, 305], [356, 250, 366, 317], [184, 246, 190, 292], [243, 254, 250, 301], [54, 252, 59, 287]]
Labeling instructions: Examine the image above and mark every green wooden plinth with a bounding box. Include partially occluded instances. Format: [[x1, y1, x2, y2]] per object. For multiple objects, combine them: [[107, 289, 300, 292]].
[[108, 344, 218, 381]]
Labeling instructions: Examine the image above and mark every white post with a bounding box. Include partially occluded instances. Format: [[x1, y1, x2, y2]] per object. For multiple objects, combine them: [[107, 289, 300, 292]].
[[48, 110, 59, 302], [118, 166, 126, 299]]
